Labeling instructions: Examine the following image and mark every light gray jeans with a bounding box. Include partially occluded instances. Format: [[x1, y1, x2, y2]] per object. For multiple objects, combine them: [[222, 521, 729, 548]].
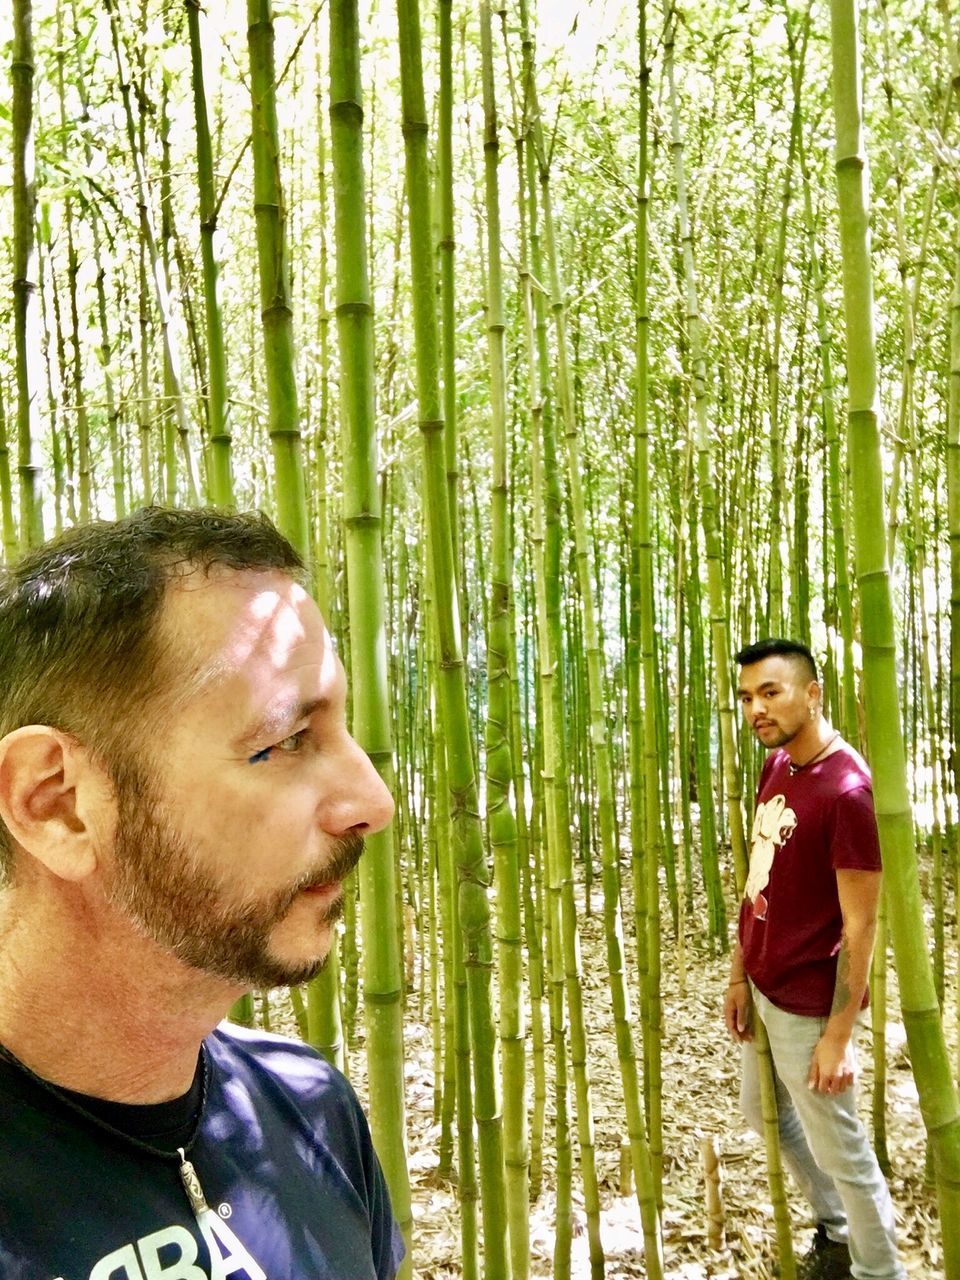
[[740, 986, 905, 1280]]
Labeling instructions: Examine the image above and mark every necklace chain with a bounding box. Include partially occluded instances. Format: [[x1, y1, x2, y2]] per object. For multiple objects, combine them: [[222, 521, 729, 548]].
[[0, 1040, 212, 1222], [788, 731, 840, 775]]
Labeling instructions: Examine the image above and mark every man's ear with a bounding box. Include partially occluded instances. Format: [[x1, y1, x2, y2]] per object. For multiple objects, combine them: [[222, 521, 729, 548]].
[[0, 727, 111, 881]]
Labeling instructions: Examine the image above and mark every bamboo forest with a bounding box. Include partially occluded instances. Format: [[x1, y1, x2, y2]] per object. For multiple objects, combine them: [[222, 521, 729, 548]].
[[3, 0, 960, 1274]]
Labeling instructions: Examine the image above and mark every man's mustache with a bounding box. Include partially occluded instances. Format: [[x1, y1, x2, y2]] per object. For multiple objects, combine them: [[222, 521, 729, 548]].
[[236, 832, 366, 927], [304, 832, 365, 891]]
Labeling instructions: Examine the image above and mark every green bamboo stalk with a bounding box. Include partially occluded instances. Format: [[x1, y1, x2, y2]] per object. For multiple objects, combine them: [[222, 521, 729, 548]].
[[64, 207, 91, 522], [528, 23, 664, 1274], [950, 207, 960, 844], [774, 7, 810, 642], [156, 72, 175, 506], [247, 0, 310, 553], [478, 8, 529, 1273], [798, 133, 857, 745], [422, 633, 446, 1138], [136, 234, 153, 505], [303, 35, 345, 1071], [686, 490, 725, 948], [312, 36, 332, 605], [907, 404, 947, 1017], [56, 0, 91, 523], [394, 2, 511, 1271], [512, 40, 607, 1262], [790, 342, 812, 649], [663, 6, 794, 1271], [12, 0, 44, 550], [546, 845, 573, 1279], [764, 44, 804, 636], [90, 216, 125, 519], [829, 3, 960, 1270], [882, 4, 959, 566], [0, 384, 18, 562], [506, 520, 542, 1172], [46, 243, 77, 528], [187, 0, 233, 507], [36, 242, 64, 537], [437, 0, 462, 593], [328, 6, 412, 1268], [633, 0, 665, 1197], [106, 0, 200, 507], [429, 562, 479, 1279], [520, 146, 604, 1280], [670, 547, 688, 989], [497, 31, 546, 1208], [526, 699, 547, 1201]]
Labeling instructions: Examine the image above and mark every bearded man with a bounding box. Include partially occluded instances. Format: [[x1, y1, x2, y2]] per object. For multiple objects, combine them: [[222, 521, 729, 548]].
[[0, 508, 404, 1279], [725, 638, 905, 1280]]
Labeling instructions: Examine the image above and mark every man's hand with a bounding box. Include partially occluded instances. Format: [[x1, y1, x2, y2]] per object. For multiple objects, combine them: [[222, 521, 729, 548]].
[[723, 981, 753, 1042], [808, 1032, 856, 1094]]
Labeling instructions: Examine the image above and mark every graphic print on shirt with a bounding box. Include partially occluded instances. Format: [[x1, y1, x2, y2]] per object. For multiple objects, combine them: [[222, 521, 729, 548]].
[[80, 1208, 266, 1280], [745, 794, 797, 921]]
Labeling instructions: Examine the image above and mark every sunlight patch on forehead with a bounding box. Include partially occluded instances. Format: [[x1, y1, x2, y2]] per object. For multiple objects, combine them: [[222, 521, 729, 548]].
[[164, 573, 324, 706], [247, 581, 313, 663], [217, 579, 320, 672]]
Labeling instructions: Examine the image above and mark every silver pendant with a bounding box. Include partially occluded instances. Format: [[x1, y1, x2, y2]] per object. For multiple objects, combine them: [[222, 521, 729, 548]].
[[178, 1148, 211, 1219]]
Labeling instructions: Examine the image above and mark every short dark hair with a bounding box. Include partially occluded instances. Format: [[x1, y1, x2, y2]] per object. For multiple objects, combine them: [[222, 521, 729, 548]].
[[735, 637, 818, 683], [0, 507, 303, 869]]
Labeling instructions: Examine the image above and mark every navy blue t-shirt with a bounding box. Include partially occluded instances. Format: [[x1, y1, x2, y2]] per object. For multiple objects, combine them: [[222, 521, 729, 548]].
[[0, 1023, 405, 1279]]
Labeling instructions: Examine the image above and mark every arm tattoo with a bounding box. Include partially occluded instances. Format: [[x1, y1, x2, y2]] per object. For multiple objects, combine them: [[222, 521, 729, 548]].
[[831, 936, 852, 1015]]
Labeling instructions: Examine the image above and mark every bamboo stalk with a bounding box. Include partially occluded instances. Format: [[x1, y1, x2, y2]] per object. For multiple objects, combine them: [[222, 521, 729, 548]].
[[186, 0, 233, 507], [328, 5, 412, 1270], [829, 2, 960, 1270], [479, 7, 529, 1274], [12, 0, 44, 550], [394, 2, 511, 1271]]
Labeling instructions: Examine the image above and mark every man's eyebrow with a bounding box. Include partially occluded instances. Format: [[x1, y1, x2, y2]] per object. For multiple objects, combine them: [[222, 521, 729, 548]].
[[236, 697, 328, 748]]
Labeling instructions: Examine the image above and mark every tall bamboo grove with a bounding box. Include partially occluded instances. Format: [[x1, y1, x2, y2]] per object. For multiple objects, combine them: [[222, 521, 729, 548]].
[[2, 3, 957, 1275]]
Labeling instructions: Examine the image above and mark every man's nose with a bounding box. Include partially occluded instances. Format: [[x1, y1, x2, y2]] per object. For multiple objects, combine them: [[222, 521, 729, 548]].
[[333, 735, 395, 836]]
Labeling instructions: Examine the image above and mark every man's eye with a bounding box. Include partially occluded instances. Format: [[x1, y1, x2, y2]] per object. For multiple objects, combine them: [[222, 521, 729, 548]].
[[248, 730, 310, 763]]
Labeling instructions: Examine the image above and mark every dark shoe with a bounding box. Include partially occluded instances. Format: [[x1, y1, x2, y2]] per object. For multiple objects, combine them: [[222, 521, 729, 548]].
[[797, 1224, 852, 1280]]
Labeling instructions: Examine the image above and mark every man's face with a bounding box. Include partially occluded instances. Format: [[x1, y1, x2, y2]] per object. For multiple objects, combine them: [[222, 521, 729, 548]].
[[737, 654, 816, 751], [101, 570, 394, 989]]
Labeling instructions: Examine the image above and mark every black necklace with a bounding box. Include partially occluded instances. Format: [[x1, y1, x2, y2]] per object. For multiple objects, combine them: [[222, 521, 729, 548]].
[[788, 731, 840, 776], [0, 1040, 213, 1222]]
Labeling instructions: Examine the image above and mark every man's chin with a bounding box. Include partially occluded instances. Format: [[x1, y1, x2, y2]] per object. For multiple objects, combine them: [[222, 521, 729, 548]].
[[277, 951, 329, 988], [235, 948, 330, 991], [179, 937, 332, 992]]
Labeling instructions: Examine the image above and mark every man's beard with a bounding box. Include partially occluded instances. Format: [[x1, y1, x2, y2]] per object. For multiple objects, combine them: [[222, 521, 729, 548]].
[[756, 722, 798, 750], [104, 762, 364, 989]]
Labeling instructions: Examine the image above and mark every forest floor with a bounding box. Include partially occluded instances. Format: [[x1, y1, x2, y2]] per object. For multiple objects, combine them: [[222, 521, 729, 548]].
[[347, 881, 946, 1279]]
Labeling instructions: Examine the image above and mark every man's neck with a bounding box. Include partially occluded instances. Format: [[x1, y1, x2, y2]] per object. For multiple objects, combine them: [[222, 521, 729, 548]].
[[783, 718, 838, 768], [0, 889, 240, 1103]]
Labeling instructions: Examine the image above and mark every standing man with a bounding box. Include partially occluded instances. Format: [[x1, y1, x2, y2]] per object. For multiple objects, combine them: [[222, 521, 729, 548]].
[[725, 639, 905, 1280], [0, 508, 405, 1279]]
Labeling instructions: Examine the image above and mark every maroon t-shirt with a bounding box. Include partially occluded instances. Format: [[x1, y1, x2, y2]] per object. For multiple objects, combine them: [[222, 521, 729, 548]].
[[738, 741, 882, 1016]]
